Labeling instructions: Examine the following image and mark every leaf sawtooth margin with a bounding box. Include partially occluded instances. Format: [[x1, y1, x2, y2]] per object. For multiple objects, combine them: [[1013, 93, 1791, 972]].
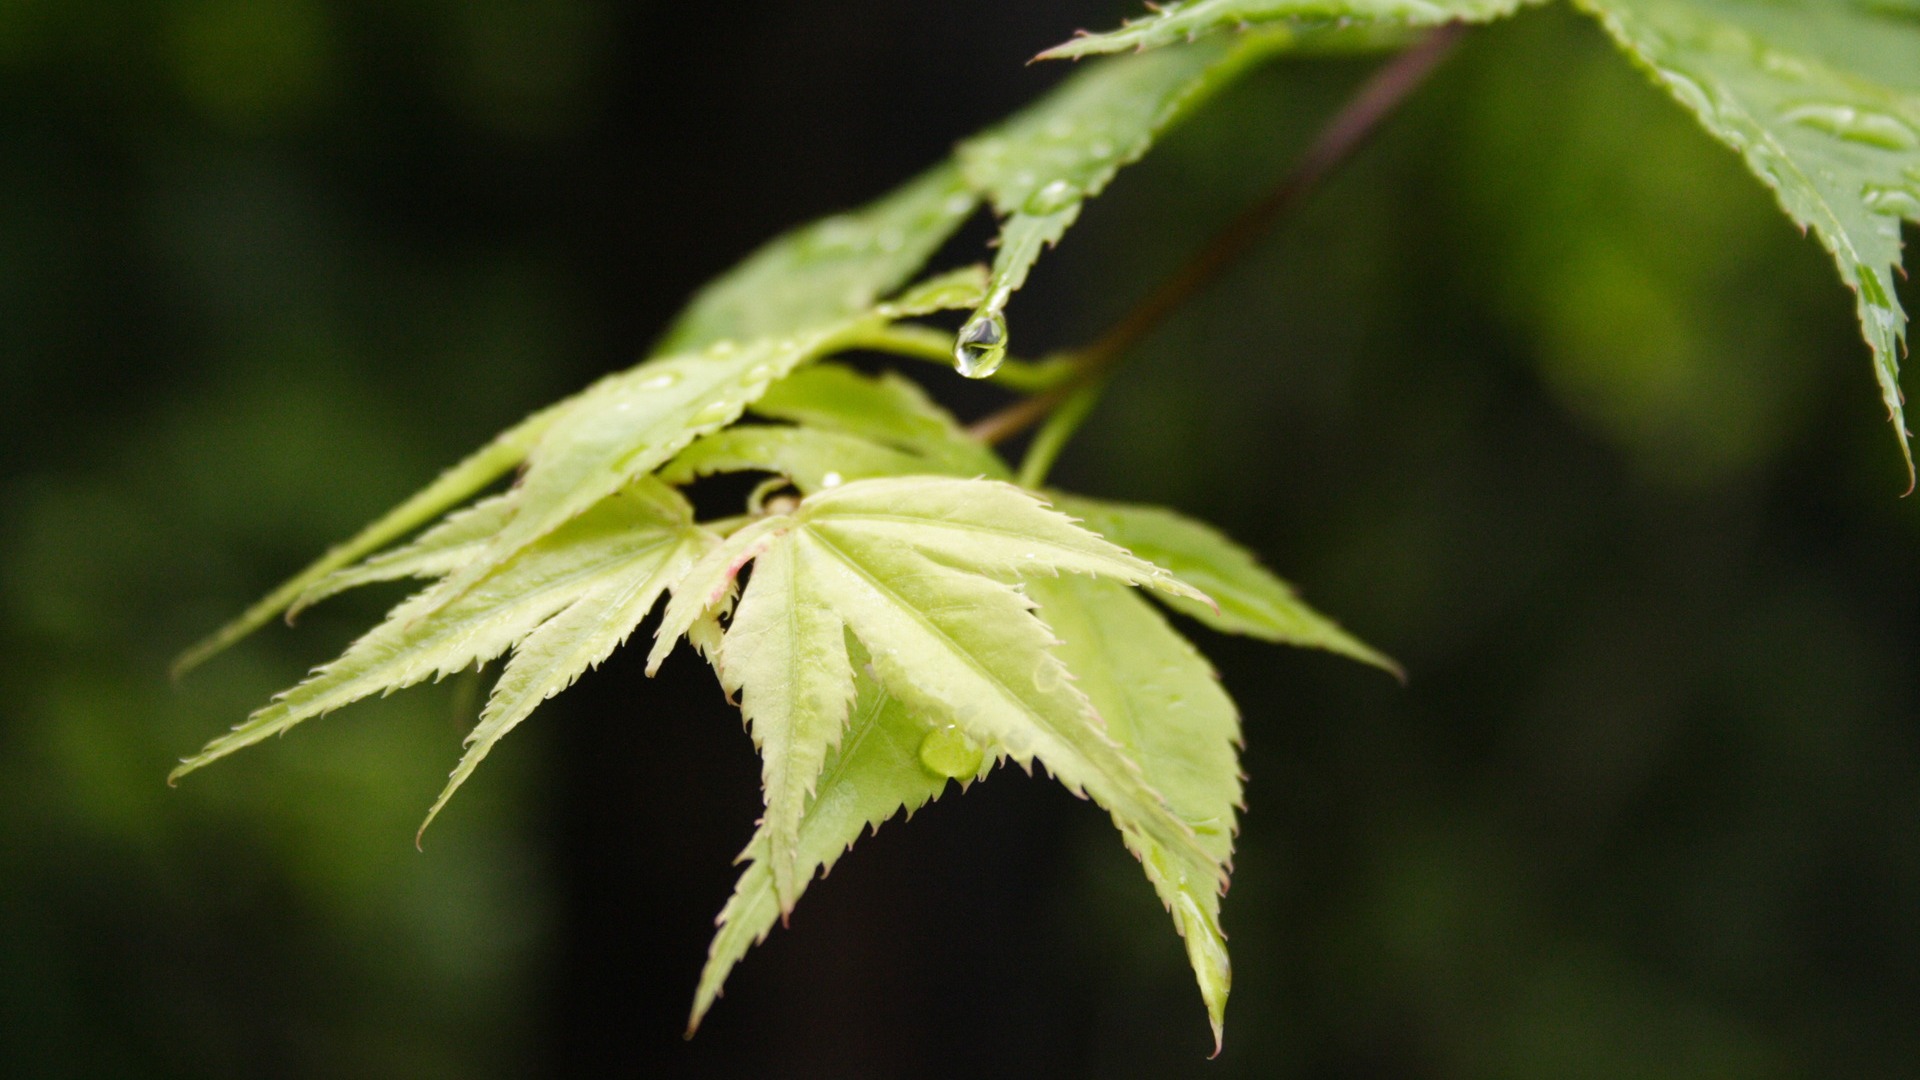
[[1576, 0, 1920, 482], [1029, 574, 1244, 1053], [1051, 493, 1399, 675], [650, 477, 1225, 935], [169, 481, 710, 831]]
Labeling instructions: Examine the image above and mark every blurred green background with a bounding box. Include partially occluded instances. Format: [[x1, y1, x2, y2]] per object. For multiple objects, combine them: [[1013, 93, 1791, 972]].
[[3, 1, 1917, 1076]]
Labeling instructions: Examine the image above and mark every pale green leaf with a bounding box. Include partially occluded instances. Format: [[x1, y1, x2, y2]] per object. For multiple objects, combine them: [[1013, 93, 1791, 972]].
[[171, 480, 697, 782], [1030, 575, 1241, 1052], [1577, 0, 1920, 478], [1053, 494, 1398, 674], [657, 163, 979, 353], [718, 538, 859, 911], [1040, 0, 1538, 58], [749, 364, 1008, 477], [666, 478, 1220, 935], [953, 33, 1297, 366], [416, 521, 710, 841], [690, 658, 982, 1033]]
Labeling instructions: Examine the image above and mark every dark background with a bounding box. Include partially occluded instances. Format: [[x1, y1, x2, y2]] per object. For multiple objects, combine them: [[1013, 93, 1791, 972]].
[[3, 1, 1918, 1076]]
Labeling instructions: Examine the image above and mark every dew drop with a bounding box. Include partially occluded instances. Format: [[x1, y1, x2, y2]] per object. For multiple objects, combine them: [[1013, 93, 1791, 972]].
[[918, 724, 984, 779], [692, 401, 734, 425], [637, 371, 682, 391], [1024, 179, 1079, 216], [820, 471, 844, 489], [1862, 183, 1920, 218], [953, 310, 1009, 379], [1780, 102, 1919, 151]]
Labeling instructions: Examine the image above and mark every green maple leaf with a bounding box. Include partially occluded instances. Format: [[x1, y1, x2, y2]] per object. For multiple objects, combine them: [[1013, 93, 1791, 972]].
[[1052, 0, 1920, 476], [1578, 0, 1920, 479], [650, 476, 1221, 963], [170, 479, 711, 836], [173, 268, 987, 679]]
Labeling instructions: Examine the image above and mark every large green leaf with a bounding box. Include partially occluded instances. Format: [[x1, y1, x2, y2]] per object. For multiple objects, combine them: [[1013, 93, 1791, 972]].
[[950, 31, 1298, 376], [1029, 574, 1242, 1052], [658, 477, 1220, 908], [170, 480, 707, 798], [1577, 0, 1920, 478], [1040, 0, 1537, 58], [689, 657, 984, 1034], [656, 163, 979, 353], [1053, 494, 1398, 673]]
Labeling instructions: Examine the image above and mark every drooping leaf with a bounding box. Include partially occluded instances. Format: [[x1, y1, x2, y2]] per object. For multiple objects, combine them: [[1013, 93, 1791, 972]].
[[1040, 0, 1537, 59], [689, 656, 987, 1034], [950, 30, 1298, 374], [170, 480, 705, 784], [716, 538, 858, 911], [1028, 574, 1242, 1052], [1053, 494, 1399, 674], [1576, 0, 1920, 478], [657, 163, 979, 354]]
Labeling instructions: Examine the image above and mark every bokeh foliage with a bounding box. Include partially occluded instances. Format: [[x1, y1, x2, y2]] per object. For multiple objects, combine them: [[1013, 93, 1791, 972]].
[[2, 1, 1916, 1076]]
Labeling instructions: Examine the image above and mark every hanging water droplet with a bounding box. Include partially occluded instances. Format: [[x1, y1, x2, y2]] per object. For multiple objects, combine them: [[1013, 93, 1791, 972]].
[[1024, 179, 1079, 216], [953, 310, 1009, 379], [1780, 103, 1919, 151], [918, 724, 983, 779], [692, 400, 734, 425]]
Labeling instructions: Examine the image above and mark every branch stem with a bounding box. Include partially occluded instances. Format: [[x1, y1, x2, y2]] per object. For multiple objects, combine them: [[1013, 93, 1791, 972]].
[[969, 23, 1469, 446]]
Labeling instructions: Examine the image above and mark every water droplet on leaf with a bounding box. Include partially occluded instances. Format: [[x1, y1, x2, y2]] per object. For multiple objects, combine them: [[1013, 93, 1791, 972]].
[[918, 724, 983, 779], [820, 471, 844, 489], [953, 311, 1009, 379], [1862, 183, 1920, 218], [1024, 179, 1079, 216], [638, 371, 682, 391], [1780, 102, 1919, 151]]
